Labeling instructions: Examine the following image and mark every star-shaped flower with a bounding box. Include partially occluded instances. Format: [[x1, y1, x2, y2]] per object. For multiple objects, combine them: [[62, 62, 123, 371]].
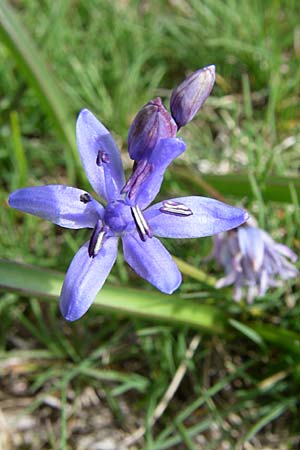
[[9, 67, 248, 321]]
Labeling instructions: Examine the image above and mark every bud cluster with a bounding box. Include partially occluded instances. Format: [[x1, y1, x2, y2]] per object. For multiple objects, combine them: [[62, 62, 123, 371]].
[[127, 65, 216, 162]]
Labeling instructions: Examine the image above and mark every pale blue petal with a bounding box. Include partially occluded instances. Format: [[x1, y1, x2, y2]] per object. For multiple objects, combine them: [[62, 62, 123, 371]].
[[261, 230, 298, 263], [238, 227, 264, 272], [122, 234, 182, 294], [8, 185, 103, 229], [274, 243, 298, 263], [76, 109, 125, 201], [60, 236, 119, 321], [144, 196, 248, 238], [133, 138, 186, 209]]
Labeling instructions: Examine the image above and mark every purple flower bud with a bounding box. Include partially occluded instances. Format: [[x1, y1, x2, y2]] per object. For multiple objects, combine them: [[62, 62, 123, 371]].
[[128, 97, 177, 161], [170, 65, 216, 128]]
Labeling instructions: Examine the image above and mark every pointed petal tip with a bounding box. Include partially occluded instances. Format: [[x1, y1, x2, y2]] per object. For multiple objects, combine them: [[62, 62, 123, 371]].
[[78, 108, 92, 118], [243, 210, 250, 222], [76, 108, 95, 128], [234, 206, 249, 226], [230, 207, 249, 231], [163, 280, 181, 295], [202, 64, 216, 75], [7, 191, 15, 207], [8, 189, 23, 207], [60, 305, 76, 322], [59, 302, 84, 322], [155, 273, 182, 295], [59, 288, 88, 322]]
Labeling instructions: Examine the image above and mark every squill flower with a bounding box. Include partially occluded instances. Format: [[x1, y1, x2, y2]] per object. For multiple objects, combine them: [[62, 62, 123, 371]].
[[213, 222, 298, 303], [9, 70, 246, 321]]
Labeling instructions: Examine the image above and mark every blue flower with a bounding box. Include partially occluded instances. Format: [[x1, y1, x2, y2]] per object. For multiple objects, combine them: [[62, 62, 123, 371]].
[[213, 222, 298, 303], [9, 82, 247, 321]]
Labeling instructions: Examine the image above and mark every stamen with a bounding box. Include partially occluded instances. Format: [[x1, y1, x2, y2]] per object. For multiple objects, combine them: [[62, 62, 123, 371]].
[[88, 220, 107, 258], [160, 200, 193, 216], [95, 148, 119, 200], [80, 193, 91, 204], [96, 149, 110, 166], [131, 205, 152, 241], [121, 159, 148, 194], [128, 164, 153, 199], [136, 205, 153, 237], [131, 206, 146, 241], [121, 159, 153, 199]]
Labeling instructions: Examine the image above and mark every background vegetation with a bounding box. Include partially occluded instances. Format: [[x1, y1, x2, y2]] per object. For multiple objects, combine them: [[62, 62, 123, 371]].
[[0, 0, 300, 448]]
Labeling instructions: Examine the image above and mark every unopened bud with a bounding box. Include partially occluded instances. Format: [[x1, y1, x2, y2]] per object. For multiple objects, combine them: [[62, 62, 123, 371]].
[[170, 65, 216, 128], [128, 97, 177, 161]]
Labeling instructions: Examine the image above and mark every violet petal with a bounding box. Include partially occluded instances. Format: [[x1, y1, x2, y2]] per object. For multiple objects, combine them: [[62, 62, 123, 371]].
[[274, 243, 298, 263], [238, 227, 264, 272], [122, 234, 182, 294], [76, 109, 125, 201], [145, 196, 248, 238], [133, 138, 186, 209], [8, 185, 103, 229], [60, 236, 118, 321]]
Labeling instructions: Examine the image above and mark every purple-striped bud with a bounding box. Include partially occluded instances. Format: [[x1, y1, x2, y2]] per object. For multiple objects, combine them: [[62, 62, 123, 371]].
[[170, 65, 216, 128], [128, 97, 177, 161]]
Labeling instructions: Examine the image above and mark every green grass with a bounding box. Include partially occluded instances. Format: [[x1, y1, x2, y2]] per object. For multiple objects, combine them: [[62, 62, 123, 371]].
[[0, 0, 300, 448]]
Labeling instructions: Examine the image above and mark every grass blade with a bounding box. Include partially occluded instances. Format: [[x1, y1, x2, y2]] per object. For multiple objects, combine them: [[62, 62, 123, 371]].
[[174, 166, 300, 204], [241, 402, 290, 444], [0, 1, 79, 179], [1, 260, 300, 355], [9, 111, 28, 189], [0, 259, 227, 334], [229, 319, 265, 347]]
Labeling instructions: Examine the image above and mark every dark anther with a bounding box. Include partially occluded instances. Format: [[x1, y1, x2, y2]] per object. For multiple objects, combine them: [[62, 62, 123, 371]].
[[80, 193, 91, 204], [96, 150, 110, 166]]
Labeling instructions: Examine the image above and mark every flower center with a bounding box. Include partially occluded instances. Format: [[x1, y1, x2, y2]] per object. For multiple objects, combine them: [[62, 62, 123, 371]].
[[104, 199, 152, 241], [104, 200, 133, 233]]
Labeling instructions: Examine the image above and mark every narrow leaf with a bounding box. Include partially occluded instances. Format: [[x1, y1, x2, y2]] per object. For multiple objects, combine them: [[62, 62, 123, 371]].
[[251, 323, 300, 355], [2, 260, 300, 355], [0, 259, 227, 334], [242, 402, 289, 443], [174, 165, 300, 204], [0, 1, 79, 178], [173, 256, 217, 287], [229, 319, 265, 347], [10, 111, 28, 189]]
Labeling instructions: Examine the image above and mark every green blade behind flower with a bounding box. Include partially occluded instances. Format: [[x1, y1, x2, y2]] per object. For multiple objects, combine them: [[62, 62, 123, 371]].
[[174, 165, 300, 204], [0, 1, 79, 181], [0, 259, 227, 334], [2, 259, 300, 357]]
